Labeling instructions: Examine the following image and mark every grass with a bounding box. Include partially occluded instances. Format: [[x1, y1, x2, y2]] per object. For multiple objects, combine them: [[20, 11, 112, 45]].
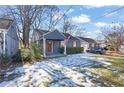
[[88, 68, 124, 86], [90, 54, 124, 86], [95, 54, 124, 70]]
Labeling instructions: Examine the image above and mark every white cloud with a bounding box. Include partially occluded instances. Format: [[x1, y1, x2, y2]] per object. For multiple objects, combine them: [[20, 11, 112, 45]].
[[84, 30, 103, 39], [71, 14, 91, 23], [95, 22, 108, 27]]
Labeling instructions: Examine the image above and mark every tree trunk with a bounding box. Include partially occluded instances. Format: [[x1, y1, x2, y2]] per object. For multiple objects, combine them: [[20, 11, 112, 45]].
[[23, 30, 29, 48], [23, 21, 30, 48]]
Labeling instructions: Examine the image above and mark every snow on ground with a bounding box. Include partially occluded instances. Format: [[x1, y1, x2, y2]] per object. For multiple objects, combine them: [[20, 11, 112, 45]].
[[0, 53, 111, 87]]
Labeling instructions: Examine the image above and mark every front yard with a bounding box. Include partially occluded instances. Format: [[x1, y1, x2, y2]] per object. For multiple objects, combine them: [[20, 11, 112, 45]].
[[0, 53, 124, 87]]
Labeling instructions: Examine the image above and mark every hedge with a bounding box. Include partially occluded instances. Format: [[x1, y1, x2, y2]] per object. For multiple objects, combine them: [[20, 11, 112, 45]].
[[59, 47, 84, 54]]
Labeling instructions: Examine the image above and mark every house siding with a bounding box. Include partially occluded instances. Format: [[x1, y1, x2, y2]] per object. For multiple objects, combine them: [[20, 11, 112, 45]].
[[5, 23, 19, 56], [66, 40, 80, 48], [32, 31, 42, 42], [53, 41, 61, 54], [76, 40, 80, 47], [66, 40, 73, 47], [6, 35, 19, 56]]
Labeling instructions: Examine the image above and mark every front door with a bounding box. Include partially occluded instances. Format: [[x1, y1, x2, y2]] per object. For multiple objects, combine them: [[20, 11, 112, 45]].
[[47, 41, 53, 53]]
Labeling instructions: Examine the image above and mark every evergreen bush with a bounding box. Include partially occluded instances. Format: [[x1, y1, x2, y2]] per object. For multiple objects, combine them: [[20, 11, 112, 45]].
[[12, 43, 43, 63]]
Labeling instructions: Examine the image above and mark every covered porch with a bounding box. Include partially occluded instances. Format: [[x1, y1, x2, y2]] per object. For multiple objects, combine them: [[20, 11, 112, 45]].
[[42, 30, 66, 58]]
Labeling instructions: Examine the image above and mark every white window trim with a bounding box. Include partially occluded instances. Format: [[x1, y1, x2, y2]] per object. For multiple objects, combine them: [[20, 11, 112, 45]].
[[73, 41, 76, 47]]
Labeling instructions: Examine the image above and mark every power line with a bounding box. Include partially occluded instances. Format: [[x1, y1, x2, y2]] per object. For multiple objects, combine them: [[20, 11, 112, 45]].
[[58, 6, 124, 30], [81, 6, 124, 27], [93, 6, 124, 21]]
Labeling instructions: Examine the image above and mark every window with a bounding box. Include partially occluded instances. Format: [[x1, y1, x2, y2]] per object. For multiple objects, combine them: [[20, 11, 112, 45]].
[[61, 41, 64, 47], [73, 41, 76, 47]]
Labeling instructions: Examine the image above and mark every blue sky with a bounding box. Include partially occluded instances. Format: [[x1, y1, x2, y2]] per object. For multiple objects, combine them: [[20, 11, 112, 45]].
[[57, 5, 124, 39], [0, 5, 124, 40]]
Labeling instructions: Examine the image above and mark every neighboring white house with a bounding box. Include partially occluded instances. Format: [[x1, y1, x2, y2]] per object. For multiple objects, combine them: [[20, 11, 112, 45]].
[[96, 40, 107, 48], [77, 37, 96, 52], [0, 18, 19, 57]]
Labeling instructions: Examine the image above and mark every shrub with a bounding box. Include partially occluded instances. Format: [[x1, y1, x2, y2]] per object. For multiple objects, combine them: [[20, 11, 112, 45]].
[[2, 54, 10, 63], [59, 47, 84, 54], [30, 43, 43, 60], [105, 45, 115, 51], [11, 50, 22, 62], [1, 54, 10, 66], [21, 48, 34, 62], [12, 43, 43, 63], [12, 48, 33, 63]]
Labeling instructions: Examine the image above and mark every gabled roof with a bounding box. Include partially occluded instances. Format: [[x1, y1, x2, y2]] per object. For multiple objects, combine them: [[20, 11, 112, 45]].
[[0, 18, 13, 30], [78, 37, 96, 43], [35, 29, 65, 40], [63, 33, 79, 41]]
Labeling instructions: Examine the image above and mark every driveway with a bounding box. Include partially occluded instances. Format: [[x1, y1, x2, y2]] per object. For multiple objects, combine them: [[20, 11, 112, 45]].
[[0, 53, 113, 87]]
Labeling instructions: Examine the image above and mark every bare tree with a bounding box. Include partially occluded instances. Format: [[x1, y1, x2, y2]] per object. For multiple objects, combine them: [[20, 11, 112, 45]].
[[2, 5, 49, 48], [102, 23, 124, 52], [0, 5, 72, 48], [74, 27, 86, 37], [61, 14, 85, 37], [62, 16, 76, 33], [44, 6, 72, 31], [46, 6, 59, 31]]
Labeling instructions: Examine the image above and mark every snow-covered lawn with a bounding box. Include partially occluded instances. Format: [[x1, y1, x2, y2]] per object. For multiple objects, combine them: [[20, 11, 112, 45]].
[[0, 53, 120, 87]]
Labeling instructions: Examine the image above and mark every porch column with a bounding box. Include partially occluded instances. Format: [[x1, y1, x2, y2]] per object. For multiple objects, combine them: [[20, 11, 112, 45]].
[[43, 37, 46, 57], [64, 42, 67, 55]]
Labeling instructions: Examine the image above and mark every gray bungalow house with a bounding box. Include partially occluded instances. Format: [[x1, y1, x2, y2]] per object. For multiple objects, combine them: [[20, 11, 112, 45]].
[[77, 37, 96, 52], [0, 18, 19, 57], [31, 29, 66, 57], [61, 33, 80, 48]]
